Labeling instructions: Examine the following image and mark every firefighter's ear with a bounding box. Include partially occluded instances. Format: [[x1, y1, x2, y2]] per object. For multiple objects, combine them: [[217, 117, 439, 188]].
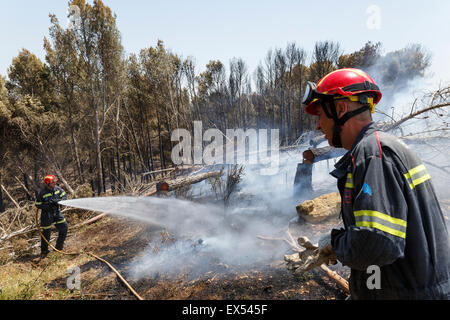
[[335, 100, 349, 119]]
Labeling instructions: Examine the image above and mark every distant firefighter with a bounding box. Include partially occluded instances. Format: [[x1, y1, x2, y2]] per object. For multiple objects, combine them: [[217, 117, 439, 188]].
[[35, 175, 68, 258]]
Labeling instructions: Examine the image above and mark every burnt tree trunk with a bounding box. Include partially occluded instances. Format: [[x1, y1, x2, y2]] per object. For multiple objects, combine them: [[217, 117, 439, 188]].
[[0, 172, 4, 213], [123, 99, 147, 172], [109, 156, 115, 193], [156, 111, 166, 170], [93, 108, 104, 195], [143, 170, 223, 196], [101, 157, 106, 193]]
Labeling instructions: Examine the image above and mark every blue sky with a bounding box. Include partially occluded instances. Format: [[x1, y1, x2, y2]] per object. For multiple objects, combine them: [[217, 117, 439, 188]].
[[1, 0, 449, 82]]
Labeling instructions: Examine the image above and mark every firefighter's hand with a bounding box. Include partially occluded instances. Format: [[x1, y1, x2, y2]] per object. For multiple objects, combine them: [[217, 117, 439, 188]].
[[284, 235, 337, 274], [48, 198, 59, 205]]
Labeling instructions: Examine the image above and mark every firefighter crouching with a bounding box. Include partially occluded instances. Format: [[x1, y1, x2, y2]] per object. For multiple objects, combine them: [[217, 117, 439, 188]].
[[35, 175, 68, 258], [299, 68, 450, 299]]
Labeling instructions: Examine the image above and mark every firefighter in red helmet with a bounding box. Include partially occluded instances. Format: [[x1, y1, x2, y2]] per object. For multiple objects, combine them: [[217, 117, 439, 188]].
[[300, 68, 450, 299], [35, 175, 68, 258]]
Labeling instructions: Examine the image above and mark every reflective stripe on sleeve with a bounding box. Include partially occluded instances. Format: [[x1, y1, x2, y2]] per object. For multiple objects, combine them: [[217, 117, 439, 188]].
[[42, 193, 52, 198], [404, 164, 431, 189], [354, 210, 406, 239], [59, 191, 66, 198], [55, 219, 66, 224]]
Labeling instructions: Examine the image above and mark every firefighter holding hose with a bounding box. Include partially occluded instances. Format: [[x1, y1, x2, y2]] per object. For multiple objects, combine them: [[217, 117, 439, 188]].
[[35, 175, 68, 258], [294, 68, 450, 299]]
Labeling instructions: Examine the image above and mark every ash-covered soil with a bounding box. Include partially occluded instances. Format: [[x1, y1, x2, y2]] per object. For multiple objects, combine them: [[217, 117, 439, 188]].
[[36, 214, 349, 300]]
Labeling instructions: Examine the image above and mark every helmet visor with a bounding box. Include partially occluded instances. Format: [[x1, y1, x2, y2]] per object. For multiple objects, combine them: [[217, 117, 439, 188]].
[[302, 81, 316, 105], [302, 81, 333, 106]]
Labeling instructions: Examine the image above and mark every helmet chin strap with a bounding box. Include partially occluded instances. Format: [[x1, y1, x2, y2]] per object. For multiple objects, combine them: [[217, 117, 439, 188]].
[[332, 124, 343, 148], [321, 98, 370, 148]]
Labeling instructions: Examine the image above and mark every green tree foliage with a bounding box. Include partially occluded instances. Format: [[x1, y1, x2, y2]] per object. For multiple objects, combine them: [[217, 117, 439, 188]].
[[0, 76, 11, 156], [0, 76, 10, 211], [7, 49, 55, 107], [338, 41, 382, 69], [0, 76, 11, 121], [9, 95, 63, 150]]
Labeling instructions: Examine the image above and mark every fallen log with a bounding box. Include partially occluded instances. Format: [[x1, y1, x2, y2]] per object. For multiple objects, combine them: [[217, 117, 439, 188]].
[[143, 170, 222, 196], [0, 225, 34, 242], [73, 213, 107, 228]]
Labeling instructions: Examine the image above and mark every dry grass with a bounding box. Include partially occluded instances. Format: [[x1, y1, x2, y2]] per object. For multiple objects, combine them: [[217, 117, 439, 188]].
[[0, 251, 91, 300], [0, 216, 124, 300]]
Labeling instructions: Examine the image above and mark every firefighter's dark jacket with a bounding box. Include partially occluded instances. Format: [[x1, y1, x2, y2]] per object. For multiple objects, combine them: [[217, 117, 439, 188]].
[[35, 186, 67, 214], [330, 122, 450, 299]]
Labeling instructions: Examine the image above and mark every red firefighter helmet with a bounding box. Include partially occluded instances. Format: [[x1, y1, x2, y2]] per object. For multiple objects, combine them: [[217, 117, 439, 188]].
[[303, 68, 382, 115], [43, 175, 58, 185]]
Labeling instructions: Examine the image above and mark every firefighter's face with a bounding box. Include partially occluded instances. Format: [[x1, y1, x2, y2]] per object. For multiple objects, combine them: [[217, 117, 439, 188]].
[[47, 181, 56, 189], [315, 105, 336, 147]]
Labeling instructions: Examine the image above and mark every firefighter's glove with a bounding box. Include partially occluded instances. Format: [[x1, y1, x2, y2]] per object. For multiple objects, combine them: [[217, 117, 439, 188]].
[[284, 235, 337, 274], [318, 233, 338, 265], [47, 197, 60, 206]]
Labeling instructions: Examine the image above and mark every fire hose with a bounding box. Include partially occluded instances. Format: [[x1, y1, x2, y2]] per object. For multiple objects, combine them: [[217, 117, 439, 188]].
[[35, 208, 143, 300]]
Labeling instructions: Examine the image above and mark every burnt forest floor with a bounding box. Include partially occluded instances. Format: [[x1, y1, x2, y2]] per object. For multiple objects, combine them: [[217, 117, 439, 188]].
[[0, 214, 350, 300]]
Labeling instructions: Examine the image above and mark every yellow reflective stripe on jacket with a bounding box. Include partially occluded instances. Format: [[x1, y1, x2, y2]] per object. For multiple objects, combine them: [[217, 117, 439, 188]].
[[35, 202, 43, 205], [345, 173, 354, 188], [404, 164, 431, 189], [54, 190, 60, 195], [354, 210, 407, 227], [354, 210, 407, 239], [41, 219, 66, 229], [356, 221, 406, 239], [59, 191, 66, 197], [42, 193, 52, 198]]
